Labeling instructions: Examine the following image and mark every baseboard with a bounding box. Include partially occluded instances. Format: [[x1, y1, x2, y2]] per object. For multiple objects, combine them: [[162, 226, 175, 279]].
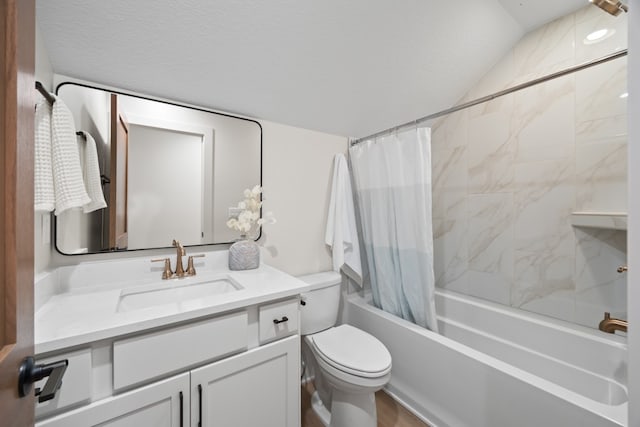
[[382, 386, 441, 427]]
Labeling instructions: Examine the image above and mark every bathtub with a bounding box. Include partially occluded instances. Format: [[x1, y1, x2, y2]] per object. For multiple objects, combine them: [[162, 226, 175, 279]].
[[345, 289, 628, 427]]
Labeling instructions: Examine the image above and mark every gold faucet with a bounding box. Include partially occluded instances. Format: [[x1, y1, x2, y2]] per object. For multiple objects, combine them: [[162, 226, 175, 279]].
[[172, 239, 187, 277], [151, 240, 205, 280], [599, 312, 628, 334]]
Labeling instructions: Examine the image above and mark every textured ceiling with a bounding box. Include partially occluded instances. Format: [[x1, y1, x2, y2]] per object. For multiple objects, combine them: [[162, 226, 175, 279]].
[[36, 0, 587, 137]]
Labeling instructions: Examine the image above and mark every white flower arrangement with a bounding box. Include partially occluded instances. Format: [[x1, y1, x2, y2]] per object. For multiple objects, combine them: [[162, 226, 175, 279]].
[[226, 185, 276, 238]]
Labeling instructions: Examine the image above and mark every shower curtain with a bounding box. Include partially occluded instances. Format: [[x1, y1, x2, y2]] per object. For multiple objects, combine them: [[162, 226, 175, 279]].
[[349, 127, 438, 332]]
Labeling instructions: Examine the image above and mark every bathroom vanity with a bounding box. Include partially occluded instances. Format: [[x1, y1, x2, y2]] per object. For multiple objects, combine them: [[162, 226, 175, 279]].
[[32, 252, 308, 427]]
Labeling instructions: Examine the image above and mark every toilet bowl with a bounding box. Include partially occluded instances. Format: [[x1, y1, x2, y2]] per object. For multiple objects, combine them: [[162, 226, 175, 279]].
[[299, 272, 392, 427]]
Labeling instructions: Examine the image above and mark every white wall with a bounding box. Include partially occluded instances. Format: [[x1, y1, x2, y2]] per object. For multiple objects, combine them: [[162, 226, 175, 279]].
[[35, 23, 52, 88], [259, 121, 347, 276], [627, 1, 639, 424]]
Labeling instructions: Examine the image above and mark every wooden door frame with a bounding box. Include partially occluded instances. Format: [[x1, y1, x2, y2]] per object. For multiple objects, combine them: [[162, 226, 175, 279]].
[[109, 94, 129, 250], [0, 0, 35, 425]]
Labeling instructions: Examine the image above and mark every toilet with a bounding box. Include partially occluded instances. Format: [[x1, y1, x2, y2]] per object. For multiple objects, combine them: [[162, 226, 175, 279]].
[[298, 271, 392, 427]]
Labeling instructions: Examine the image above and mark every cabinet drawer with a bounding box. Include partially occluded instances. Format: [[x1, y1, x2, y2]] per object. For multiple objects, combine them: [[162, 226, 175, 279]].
[[113, 311, 248, 390], [35, 348, 92, 418], [259, 299, 299, 344]]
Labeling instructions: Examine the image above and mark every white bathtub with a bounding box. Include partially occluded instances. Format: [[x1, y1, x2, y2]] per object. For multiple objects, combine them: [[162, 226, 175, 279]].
[[345, 289, 628, 427]]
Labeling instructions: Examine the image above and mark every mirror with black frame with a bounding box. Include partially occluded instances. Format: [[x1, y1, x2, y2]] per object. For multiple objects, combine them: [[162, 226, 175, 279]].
[[54, 82, 262, 255]]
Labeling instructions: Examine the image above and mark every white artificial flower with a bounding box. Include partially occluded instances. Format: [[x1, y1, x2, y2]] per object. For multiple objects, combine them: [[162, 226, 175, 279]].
[[227, 184, 275, 237]]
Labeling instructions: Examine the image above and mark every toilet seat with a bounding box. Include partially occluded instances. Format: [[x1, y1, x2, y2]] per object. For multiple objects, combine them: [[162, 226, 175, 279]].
[[310, 324, 391, 379]]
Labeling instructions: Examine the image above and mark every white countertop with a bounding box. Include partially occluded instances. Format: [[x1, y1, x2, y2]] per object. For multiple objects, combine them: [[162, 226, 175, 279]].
[[35, 252, 310, 355]]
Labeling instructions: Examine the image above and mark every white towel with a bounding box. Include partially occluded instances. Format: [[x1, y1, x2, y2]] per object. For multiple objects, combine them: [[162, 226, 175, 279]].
[[34, 97, 55, 212], [325, 153, 363, 286], [51, 94, 91, 215], [78, 131, 107, 213]]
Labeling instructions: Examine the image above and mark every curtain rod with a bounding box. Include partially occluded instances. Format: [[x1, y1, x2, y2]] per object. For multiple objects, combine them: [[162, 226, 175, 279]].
[[35, 81, 56, 105], [351, 49, 628, 146]]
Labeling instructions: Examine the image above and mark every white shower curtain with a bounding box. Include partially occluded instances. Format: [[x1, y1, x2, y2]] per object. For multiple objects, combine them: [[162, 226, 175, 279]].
[[349, 127, 438, 332]]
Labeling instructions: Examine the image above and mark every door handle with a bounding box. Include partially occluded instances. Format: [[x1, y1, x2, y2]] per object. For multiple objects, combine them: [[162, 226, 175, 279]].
[[18, 356, 68, 403]]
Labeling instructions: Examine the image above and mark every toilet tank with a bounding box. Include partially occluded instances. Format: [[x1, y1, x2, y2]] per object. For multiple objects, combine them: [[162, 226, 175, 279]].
[[298, 271, 342, 335]]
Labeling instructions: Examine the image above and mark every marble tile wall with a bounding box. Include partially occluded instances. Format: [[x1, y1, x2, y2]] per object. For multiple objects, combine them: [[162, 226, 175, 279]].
[[432, 5, 628, 328]]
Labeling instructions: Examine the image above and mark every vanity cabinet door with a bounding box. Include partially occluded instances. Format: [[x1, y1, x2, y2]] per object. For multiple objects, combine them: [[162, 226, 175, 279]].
[[36, 373, 189, 427], [191, 335, 300, 427]]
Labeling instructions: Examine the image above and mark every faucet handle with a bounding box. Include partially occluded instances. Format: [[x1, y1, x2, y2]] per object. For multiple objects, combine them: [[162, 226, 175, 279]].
[[151, 258, 173, 280], [186, 254, 205, 276]]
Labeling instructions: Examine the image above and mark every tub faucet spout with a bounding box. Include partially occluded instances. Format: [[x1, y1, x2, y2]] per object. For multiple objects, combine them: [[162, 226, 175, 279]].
[[598, 312, 627, 334]]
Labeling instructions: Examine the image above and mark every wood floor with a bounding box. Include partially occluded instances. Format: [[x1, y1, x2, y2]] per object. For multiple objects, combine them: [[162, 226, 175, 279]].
[[301, 382, 430, 427]]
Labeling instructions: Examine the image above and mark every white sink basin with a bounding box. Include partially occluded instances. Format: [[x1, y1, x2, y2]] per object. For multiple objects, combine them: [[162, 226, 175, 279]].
[[117, 276, 242, 312]]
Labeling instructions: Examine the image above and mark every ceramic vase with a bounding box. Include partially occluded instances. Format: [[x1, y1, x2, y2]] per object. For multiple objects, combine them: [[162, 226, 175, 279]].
[[228, 237, 260, 270]]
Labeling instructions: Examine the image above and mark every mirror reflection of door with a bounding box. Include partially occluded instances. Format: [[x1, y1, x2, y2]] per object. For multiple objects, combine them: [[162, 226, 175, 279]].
[[127, 125, 204, 248], [109, 94, 129, 250]]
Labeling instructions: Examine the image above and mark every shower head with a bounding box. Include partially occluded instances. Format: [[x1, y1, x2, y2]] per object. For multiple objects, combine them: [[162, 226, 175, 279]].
[[590, 0, 628, 16]]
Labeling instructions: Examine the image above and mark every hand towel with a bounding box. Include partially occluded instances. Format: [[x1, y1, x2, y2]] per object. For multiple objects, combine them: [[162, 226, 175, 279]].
[[51, 94, 91, 215], [34, 97, 55, 212], [78, 131, 107, 213], [325, 153, 363, 286]]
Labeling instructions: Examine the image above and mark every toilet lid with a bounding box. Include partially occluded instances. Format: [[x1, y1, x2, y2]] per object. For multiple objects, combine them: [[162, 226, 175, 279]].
[[311, 324, 391, 376]]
